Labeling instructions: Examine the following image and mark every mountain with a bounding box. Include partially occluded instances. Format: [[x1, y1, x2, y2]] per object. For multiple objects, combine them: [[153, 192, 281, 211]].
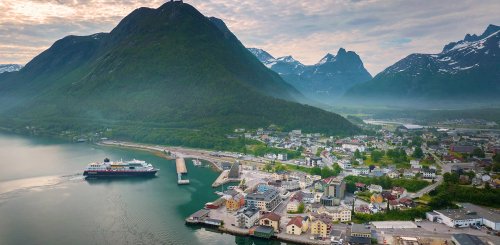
[[0, 1, 359, 149], [343, 24, 500, 108], [248, 48, 372, 102], [0, 64, 23, 74]]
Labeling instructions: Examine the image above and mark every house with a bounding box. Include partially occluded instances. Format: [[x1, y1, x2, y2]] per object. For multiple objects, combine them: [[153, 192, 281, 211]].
[[272, 170, 289, 181], [281, 180, 301, 191], [286, 216, 304, 235], [399, 198, 415, 209], [370, 168, 384, 177], [388, 200, 400, 210], [235, 207, 260, 228], [350, 224, 371, 238], [422, 169, 436, 179], [355, 182, 366, 191], [370, 194, 383, 204], [246, 187, 280, 212], [277, 153, 288, 161], [342, 142, 366, 152], [226, 194, 245, 211], [403, 169, 416, 178], [410, 160, 421, 169], [258, 212, 281, 232], [387, 171, 399, 179], [302, 192, 315, 204], [368, 184, 383, 193], [338, 159, 352, 169], [352, 167, 369, 176], [391, 187, 407, 198], [317, 206, 352, 222], [310, 213, 333, 237], [355, 205, 371, 214], [287, 200, 301, 213]]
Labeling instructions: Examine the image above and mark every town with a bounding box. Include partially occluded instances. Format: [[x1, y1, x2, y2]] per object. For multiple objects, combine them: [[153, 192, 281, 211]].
[[104, 121, 500, 245]]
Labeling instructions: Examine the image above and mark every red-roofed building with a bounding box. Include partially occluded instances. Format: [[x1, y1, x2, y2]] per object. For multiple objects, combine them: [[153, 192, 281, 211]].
[[286, 216, 304, 235]]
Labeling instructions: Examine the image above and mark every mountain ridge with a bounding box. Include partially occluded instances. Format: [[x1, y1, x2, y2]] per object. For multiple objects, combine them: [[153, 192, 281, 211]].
[[248, 47, 372, 103], [0, 1, 359, 149], [342, 24, 500, 108]]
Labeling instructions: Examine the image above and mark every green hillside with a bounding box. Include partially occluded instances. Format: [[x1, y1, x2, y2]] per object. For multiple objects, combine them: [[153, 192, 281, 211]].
[[0, 2, 359, 149]]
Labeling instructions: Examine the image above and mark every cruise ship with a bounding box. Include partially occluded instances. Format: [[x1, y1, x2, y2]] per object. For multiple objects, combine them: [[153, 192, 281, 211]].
[[83, 158, 158, 177]]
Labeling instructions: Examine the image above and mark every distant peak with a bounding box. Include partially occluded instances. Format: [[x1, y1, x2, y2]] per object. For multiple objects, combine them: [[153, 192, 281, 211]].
[[337, 48, 347, 56], [443, 24, 500, 52], [277, 55, 298, 63], [317, 53, 336, 65], [482, 24, 500, 37], [247, 47, 275, 61]]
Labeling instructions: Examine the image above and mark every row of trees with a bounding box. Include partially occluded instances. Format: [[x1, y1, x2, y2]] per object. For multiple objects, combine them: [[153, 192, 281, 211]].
[[344, 176, 430, 193]]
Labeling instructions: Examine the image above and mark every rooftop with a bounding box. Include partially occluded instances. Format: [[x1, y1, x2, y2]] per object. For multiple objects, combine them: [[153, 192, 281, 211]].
[[458, 203, 500, 222], [452, 233, 486, 245], [434, 208, 481, 220], [287, 216, 303, 228], [246, 188, 279, 202], [237, 207, 259, 218], [351, 224, 371, 234], [260, 212, 281, 222], [191, 209, 210, 219]]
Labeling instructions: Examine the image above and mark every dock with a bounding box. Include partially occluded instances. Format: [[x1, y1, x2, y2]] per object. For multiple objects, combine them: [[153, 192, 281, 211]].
[[176, 158, 189, 184]]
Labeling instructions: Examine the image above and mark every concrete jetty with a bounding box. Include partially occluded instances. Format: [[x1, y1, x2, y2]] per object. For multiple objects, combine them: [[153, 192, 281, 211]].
[[176, 158, 189, 184]]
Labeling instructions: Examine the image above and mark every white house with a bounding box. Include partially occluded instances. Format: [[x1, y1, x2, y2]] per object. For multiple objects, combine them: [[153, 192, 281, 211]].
[[422, 169, 436, 179], [277, 153, 288, 161], [387, 171, 400, 179], [368, 184, 383, 193], [352, 167, 369, 176], [287, 200, 301, 213], [235, 207, 260, 228], [338, 159, 352, 169], [342, 142, 366, 152]]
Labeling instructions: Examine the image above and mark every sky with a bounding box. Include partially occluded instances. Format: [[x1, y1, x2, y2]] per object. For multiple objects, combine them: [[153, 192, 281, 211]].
[[0, 0, 499, 75]]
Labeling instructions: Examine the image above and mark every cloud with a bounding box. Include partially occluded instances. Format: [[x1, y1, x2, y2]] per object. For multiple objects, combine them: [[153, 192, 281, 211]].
[[0, 0, 499, 75]]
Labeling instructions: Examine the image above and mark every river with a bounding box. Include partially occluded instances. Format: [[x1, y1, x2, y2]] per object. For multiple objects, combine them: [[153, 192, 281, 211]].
[[0, 133, 283, 245]]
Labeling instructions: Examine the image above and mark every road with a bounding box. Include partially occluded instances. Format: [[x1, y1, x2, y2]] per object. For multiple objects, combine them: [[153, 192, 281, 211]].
[[409, 151, 450, 198]]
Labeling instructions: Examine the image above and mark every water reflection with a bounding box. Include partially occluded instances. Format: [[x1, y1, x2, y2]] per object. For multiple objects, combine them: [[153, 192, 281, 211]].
[[84, 176, 158, 185]]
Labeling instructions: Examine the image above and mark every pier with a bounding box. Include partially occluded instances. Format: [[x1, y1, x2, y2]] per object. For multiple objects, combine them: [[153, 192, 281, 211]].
[[176, 158, 189, 184]]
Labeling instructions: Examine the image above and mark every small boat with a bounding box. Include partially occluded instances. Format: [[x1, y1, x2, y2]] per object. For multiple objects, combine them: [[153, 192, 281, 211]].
[[192, 159, 202, 166]]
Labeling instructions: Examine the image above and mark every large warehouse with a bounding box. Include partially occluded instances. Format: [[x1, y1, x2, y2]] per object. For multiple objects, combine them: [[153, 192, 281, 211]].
[[428, 203, 500, 231]]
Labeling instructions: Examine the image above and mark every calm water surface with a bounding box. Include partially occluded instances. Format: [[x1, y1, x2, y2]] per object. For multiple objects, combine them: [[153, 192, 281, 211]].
[[0, 133, 282, 245]]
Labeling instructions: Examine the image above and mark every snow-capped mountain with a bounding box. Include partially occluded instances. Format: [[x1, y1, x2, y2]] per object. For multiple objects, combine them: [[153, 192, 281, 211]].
[[344, 24, 500, 107], [0, 64, 23, 74], [248, 48, 371, 102]]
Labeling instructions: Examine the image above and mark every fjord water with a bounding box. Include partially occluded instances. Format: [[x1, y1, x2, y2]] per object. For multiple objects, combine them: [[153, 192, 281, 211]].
[[0, 133, 279, 245]]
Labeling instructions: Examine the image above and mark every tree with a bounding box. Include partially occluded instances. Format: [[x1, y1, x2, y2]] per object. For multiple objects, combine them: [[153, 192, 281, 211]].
[[412, 147, 424, 159], [371, 150, 384, 163], [493, 154, 500, 164], [472, 148, 485, 158], [264, 163, 273, 172], [354, 149, 362, 159]]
